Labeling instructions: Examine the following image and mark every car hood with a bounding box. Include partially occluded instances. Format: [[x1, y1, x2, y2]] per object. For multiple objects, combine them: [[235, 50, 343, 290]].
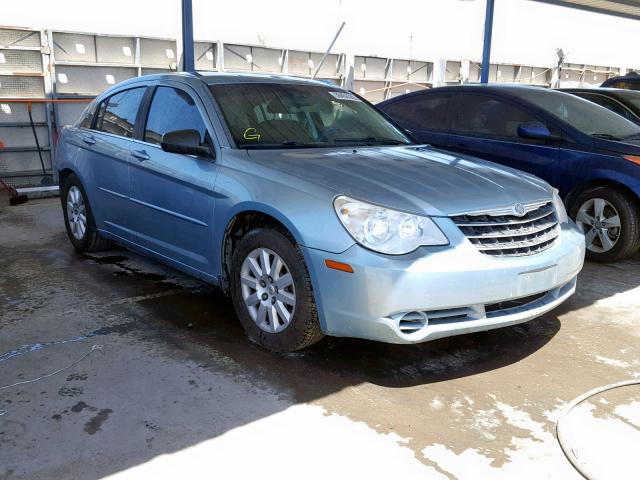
[[247, 145, 552, 216], [592, 137, 640, 154]]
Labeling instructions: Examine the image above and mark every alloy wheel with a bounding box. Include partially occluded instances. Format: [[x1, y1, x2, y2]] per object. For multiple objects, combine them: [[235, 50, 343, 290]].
[[66, 186, 87, 241], [575, 198, 621, 253], [240, 247, 296, 333]]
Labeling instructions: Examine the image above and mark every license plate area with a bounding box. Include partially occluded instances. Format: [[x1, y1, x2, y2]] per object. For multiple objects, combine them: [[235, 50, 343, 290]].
[[517, 264, 558, 296]]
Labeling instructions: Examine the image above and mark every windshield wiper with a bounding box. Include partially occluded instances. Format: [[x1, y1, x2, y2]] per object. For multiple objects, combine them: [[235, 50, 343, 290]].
[[332, 137, 409, 146], [239, 141, 329, 149], [590, 133, 622, 141]]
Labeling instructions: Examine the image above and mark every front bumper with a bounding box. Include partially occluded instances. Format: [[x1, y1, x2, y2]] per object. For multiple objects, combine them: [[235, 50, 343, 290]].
[[303, 219, 585, 344]]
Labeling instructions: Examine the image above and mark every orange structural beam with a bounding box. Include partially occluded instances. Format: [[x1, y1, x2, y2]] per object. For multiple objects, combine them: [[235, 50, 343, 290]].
[[0, 99, 93, 103]]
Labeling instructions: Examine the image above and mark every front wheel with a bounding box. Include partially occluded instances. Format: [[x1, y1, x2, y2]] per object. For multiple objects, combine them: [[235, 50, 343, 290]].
[[230, 228, 324, 352], [570, 187, 640, 262]]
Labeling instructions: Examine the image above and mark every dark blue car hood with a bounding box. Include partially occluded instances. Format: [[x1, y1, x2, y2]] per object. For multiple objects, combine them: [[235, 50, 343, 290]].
[[593, 137, 640, 155]]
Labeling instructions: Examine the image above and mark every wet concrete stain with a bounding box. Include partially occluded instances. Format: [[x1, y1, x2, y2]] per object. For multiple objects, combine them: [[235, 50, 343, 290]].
[[67, 401, 113, 434], [144, 421, 158, 431], [70, 401, 94, 413], [66, 373, 88, 381], [58, 386, 83, 397], [90, 321, 140, 337], [82, 253, 167, 282], [84, 408, 113, 435], [82, 254, 129, 265]]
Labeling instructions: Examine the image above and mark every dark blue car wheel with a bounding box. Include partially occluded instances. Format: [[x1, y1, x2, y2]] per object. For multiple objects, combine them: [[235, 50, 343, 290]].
[[571, 187, 640, 262]]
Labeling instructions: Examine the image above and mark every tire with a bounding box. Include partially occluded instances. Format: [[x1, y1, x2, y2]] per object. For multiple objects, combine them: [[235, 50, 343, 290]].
[[230, 227, 324, 352], [569, 187, 640, 263], [61, 173, 111, 253]]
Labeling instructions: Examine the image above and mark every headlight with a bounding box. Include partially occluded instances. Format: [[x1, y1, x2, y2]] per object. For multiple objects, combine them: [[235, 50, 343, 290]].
[[333, 195, 448, 254], [552, 189, 568, 224]]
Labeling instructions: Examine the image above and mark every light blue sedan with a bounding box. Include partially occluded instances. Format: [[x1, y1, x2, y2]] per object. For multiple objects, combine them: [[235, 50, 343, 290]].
[[56, 72, 585, 351]]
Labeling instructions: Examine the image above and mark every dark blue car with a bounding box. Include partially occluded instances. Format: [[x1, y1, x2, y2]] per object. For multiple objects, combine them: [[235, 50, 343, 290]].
[[378, 85, 640, 262]]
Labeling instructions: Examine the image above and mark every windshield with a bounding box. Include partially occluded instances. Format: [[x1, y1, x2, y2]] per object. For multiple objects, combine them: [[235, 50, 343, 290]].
[[509, 88, 640, 141], [209, 82, 412, 149]]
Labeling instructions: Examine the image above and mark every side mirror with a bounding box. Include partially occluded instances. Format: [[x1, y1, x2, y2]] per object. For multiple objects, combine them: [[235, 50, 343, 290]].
[[161, 129, 213, 158], [517, 122, 556, 142]]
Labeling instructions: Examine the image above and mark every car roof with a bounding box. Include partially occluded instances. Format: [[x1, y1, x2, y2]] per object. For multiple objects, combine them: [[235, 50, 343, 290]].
[[559, 87, 639, 95], [378, 84, 561, 106], [559, 87, 640, 108], [602, 74, 640, 86], [114, 71, 337, 88]]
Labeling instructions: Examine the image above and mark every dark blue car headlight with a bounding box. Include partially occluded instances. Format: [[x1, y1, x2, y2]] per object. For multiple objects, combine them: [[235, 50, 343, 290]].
[[334, 195, 448, 255]]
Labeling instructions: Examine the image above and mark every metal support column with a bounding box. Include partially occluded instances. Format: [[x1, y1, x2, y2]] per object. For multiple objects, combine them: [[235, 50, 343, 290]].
[[480, 0, 495, 83], [181, 0, 195, 72]]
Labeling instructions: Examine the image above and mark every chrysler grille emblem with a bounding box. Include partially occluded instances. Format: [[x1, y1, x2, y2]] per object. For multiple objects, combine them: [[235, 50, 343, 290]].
[[513, 203, 526, 216]]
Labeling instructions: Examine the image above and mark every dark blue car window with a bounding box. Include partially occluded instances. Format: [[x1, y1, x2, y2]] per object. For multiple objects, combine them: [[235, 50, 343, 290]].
[[576, 93, 637, 122], [95, 87, 146, 138], [382, 94, 452, 131], [454, 94, 542, 140], [509, 88, 640, 140], [144, 86, 210, 146]]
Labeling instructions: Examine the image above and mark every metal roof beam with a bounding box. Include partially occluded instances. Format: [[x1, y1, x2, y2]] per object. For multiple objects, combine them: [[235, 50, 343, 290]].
[[531, 0, 640, 21]]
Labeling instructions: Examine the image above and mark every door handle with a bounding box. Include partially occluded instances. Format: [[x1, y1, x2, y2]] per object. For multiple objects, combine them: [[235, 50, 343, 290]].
[[131, 149, 150, 161], [81, 134, 96, 145]]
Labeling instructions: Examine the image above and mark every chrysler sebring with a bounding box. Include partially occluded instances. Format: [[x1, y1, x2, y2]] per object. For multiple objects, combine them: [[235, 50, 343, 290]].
[[56, 73, 585, 351]]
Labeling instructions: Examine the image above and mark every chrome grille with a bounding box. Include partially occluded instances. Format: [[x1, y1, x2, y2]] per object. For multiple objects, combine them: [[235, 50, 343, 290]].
[[451, 202, 559, 257]]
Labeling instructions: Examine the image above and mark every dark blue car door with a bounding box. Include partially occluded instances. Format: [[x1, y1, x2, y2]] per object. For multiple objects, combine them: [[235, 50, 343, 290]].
[[380, 92, 454, 148], [446, 92, 561, 186]]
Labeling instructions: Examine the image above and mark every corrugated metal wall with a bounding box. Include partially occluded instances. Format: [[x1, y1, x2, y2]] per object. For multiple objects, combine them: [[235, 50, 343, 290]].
[[0, 25, 633, 187]]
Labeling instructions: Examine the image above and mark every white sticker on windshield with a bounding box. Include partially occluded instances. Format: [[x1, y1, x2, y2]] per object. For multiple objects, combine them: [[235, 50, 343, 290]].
[[329, 91, 361, 102]]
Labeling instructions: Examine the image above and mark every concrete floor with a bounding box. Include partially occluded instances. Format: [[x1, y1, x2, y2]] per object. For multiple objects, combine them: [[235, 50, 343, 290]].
[[1, 197, 639, 480]]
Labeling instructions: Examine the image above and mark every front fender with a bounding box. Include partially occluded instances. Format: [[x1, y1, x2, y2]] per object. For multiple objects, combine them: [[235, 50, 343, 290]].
[[212, 153, 355, 256], [568, 167, 640, 202], [221, 201, 312, 248], [588, 168, 640, 193]]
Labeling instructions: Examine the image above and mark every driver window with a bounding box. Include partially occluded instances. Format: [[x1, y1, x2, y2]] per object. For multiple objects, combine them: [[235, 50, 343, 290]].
[[144, 86, 211, 147], [455, 94, 555, 142]]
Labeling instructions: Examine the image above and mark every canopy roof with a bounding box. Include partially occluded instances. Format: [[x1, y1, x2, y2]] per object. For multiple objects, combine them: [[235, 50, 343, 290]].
[[533, 0, 640, 21]]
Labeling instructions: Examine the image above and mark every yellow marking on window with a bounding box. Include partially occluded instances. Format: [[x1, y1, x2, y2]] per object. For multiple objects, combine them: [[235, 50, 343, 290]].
[[243, 127, 261, 141]]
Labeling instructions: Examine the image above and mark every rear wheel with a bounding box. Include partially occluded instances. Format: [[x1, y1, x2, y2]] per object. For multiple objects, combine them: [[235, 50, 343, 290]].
[[570, 187, 640, 262], [230, 227, 323, 352], [61, 173, 111, 253]]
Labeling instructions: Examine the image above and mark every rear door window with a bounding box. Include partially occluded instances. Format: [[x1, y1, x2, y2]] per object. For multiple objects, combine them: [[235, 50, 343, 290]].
[[383, 94, 453, 131], [143, 86, 210, 147], [95, 87, 146, 138], [453, 94, 551, 141], [77, 102, 97, 129]]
